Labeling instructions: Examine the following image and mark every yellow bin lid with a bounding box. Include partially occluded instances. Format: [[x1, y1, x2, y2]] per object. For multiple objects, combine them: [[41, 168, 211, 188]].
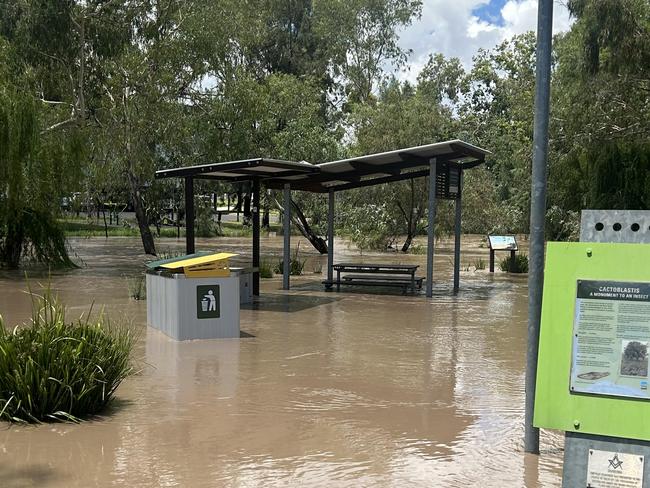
[[160, 252, 238, 270]]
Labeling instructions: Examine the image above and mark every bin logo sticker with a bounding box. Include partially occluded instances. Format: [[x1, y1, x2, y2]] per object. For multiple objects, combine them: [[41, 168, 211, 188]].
[[196, 285, 220, 319]]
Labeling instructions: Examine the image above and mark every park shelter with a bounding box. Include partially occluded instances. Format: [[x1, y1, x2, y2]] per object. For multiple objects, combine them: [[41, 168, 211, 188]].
[[155, 140, 490, 298]]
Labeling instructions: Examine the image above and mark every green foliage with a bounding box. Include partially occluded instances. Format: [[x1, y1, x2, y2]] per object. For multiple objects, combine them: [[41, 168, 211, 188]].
[[259, 259, 274, 279], [0, 289, 134, 423], [127, 274, 146, 300], [499, 253, 529, 274], [0, 86, 76, 268], [473, 258, 486, 271], [311, 259, 324, 274], [195, 204, 219, 238], [274, 245, 306, 276]]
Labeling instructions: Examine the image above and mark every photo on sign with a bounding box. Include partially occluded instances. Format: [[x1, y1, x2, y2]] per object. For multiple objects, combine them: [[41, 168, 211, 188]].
[[620, 340, 648, 377]]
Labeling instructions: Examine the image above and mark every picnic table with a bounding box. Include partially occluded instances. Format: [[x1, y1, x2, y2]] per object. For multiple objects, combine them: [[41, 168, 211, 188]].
[[324, 263, 423, 294]]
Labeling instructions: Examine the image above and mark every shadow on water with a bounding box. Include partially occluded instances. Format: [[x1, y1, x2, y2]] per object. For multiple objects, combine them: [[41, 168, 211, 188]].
[[0, 465, 64, 487], [241, 293, 340, 313]]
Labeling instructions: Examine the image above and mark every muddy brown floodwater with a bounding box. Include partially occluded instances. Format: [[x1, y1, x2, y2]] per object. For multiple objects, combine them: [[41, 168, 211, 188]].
[[0, 236, 563, 487]]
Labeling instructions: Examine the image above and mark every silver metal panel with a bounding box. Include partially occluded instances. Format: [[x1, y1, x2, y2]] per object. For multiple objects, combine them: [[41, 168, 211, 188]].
[[146, 272, 240, 341], [563, 432, 650, 487], [580, 210, 650, 244]]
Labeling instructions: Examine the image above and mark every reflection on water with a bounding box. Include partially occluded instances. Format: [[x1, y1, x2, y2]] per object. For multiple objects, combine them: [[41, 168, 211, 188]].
[[0, 236, 562, 487]]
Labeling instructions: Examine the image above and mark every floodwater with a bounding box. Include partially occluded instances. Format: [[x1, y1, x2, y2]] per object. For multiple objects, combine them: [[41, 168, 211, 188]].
[[0, 236, 563, 487]]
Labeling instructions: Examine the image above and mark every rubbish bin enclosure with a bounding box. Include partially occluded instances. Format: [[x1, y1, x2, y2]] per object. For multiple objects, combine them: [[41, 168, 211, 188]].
[[146, 253, 240, 340]]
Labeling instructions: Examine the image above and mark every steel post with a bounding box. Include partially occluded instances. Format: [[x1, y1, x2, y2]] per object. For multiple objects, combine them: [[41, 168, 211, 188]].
[[426, 158, 437, 298], [525, 0, 554, 454], [453, 170, 463, 293], [327, 190, 334, 283], [252, 179, 260, 296], [283, 184, 291, 290], [184, 176, 195, 254]]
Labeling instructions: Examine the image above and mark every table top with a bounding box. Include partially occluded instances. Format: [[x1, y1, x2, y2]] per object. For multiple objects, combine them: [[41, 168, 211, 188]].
[[333, 263, 419, 271]]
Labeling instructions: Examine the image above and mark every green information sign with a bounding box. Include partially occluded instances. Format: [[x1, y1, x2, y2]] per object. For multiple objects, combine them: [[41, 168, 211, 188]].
[[534, 242, 650, 441], [571, 280, 650, 400], [196, 285, 220, 319]]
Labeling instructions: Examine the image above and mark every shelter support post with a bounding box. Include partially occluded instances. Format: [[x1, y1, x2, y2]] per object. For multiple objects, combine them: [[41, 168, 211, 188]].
[[283, 184, 291, 290], [489, 250, 495, 272], [426, 158, 437, 298], [185, 176, 195, 254], [453, 170, 463, 293], [252, 179, 261, 296], [327, 190, 334, 284], [525, 0, 553, 454]]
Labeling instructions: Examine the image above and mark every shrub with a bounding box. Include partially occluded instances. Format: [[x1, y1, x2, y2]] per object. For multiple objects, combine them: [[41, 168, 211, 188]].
[[0, 289, 135, 423], [274, 243, 305, 276], [409, 244, 427, 255], [127, 274, 146, 300], [473, 258, 486, 270], [259, 259, 274, 278], [500, 253, 529, 273], [312, 259, 323, 274], [274, 257, 305, 276]]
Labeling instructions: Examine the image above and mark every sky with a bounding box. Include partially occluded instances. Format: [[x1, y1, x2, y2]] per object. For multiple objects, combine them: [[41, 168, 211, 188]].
[[395, 0, 574, 81]]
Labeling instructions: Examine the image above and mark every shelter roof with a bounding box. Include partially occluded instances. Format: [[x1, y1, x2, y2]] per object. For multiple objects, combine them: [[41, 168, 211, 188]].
[[155, 140, 490, 193]]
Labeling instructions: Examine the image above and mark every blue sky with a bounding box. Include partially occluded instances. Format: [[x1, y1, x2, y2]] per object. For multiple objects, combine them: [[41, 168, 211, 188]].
[[472, 0, 509, 26], [395, 0, 573, 81]]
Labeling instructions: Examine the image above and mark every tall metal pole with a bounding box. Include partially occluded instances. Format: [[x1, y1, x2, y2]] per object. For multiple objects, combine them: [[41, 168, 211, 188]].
[[283, 184, 291, 290], [525, 0, 554, 455], [453, 169, 463, 293], [426, 158, 437, 298], [327, 190, 334, 283], [184, 176, 195, 254], [252, 179, 261, 296]]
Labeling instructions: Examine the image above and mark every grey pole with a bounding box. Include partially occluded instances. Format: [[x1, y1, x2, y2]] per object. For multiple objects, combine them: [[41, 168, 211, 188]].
[[426, 158, 437, 298], [283, 184, 291, 290], [184, 176, 195, 254], [252, 179, 261, 296], [327, 190, 334, 283], [453, 169, 463, 293], [525, 0, 554, 455]]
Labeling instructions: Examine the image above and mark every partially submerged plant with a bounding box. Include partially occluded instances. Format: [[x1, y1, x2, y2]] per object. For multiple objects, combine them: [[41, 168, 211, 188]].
[[259, 259, 274, 278], [274, 242, 306, 276], [0, 288, 135, 423], [500, 253, 529, 273], [127, 274, 146, 300]]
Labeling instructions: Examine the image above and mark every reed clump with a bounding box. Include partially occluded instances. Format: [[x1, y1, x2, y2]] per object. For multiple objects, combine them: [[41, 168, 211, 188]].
[[0, 289, 135, 423]]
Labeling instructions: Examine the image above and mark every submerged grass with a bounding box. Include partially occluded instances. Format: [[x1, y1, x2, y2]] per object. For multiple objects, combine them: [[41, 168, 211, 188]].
[[127, 274, 146, 300], [0, 288, 135, 423]]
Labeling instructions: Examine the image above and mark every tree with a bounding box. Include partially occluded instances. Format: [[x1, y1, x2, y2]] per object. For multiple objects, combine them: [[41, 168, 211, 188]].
[[0, 45, 78, 268], [346, 74, 456, 251]]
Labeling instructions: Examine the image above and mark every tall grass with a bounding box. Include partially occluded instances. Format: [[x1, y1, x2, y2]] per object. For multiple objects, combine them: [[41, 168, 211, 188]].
[[259, 259, 274, 278], [127, 274, 146, 300], [0, 288, 135, 423], [274, 243, 306, 276]]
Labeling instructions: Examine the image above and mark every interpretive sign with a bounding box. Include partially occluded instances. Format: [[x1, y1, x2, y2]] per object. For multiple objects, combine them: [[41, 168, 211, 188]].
[[586, 449, 644, 488], [488, 235, 518, 250], [570, 280, 650, 400]]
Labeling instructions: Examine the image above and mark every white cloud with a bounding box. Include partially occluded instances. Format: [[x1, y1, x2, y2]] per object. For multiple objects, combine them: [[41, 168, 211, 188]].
[[394, 0, 573, 82]]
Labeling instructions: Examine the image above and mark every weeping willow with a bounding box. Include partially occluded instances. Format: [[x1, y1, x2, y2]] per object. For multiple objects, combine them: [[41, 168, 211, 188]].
[[0, 90, 76, 269]]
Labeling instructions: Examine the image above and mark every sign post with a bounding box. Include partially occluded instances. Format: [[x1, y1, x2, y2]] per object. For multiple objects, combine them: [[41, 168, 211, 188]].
[[487, 235, 518, 273]]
